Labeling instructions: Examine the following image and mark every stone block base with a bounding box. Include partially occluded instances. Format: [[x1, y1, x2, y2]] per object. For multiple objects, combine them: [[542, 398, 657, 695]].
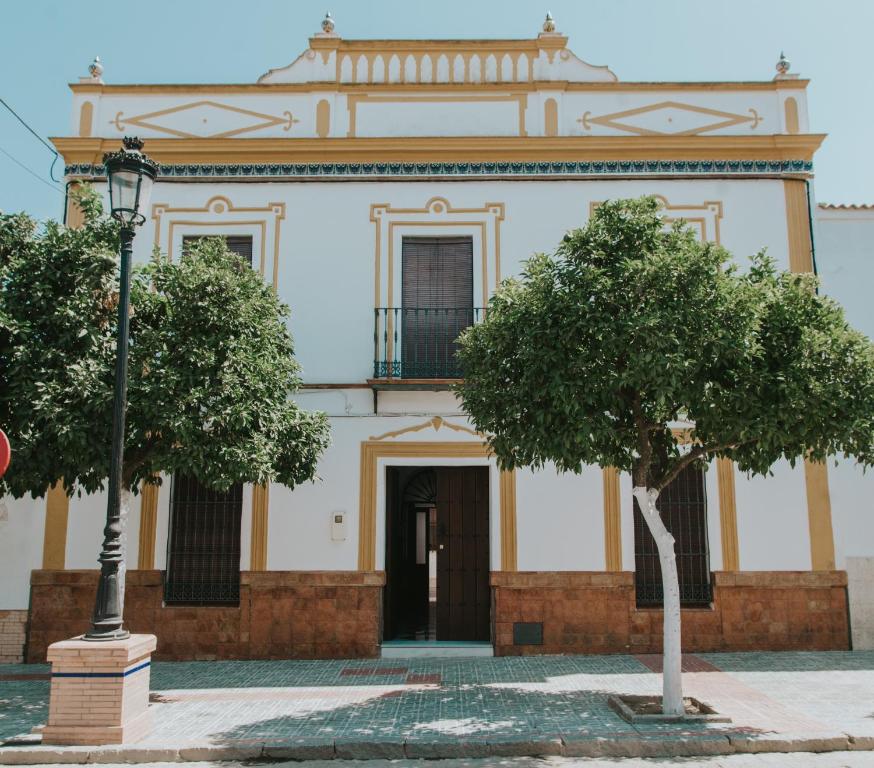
[[492, 570, 850, 655], [0, 609, 27, 662], [28, 571, 384, 662], [41, 634, 157, 745]]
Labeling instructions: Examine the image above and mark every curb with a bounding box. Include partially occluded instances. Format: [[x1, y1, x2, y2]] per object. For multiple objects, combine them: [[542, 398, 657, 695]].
[[0, 732, 872, 763]]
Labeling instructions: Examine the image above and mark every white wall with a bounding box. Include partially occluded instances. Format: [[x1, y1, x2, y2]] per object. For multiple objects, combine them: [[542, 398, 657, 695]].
[[829, 458, 874, 569], [515, 463, 604, 571], [735, 460, 810, 570], [0, 495, 46, 608], [65, 489, 109, 570], [815, 208, 874, 340], [115, 177, 792, 386]]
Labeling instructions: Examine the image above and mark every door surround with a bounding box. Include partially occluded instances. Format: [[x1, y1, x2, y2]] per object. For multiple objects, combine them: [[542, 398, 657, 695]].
[[358, 439, 517, 573]]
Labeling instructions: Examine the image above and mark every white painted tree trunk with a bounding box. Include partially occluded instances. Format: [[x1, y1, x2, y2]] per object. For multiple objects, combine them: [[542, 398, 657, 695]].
[[119, 488, 131, 611], [633, 486, 684, 716]]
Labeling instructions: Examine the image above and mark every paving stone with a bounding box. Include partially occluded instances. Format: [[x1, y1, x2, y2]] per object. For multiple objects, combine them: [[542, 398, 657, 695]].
[[728, 733, 852, 753], [485, 736, 564, 756], [334, 738, 406, 759], [84, 747, 180, 763], [849, 734, 874, 750], [0, 747, 91, 764], [175, 745, 263, 762], [404, 738, 491, 759], [2, 652, 874, 762], [261, 739, 335, 760]]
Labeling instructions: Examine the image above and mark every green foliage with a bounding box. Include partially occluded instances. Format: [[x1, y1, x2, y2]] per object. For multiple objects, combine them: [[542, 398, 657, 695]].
[[456, 196, 874, 488], [0, 187, 329, 497]]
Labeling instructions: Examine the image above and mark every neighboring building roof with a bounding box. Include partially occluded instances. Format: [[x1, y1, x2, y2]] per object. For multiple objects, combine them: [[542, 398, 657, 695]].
[[818, 203, 874, 210]]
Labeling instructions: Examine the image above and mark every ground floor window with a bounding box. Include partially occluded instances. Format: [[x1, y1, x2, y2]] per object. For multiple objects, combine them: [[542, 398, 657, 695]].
[[164, 474, 243, 605], [633, 465, 712, 608]]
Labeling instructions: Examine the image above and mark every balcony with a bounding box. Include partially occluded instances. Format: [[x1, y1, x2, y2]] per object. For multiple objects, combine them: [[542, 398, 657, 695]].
[[373, 307, 485, 387]]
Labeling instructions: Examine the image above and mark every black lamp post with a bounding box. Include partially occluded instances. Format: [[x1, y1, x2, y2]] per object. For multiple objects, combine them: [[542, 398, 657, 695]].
[[85, 137, 158, 641]]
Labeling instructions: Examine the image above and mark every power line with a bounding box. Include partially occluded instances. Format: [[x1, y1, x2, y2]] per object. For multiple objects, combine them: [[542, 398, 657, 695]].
[[0, 96, 61, 181], [0, 144, 63, 194]]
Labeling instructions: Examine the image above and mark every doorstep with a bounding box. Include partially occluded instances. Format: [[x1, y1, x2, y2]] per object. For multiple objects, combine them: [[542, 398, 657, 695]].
[[381, 640, 494, 658]]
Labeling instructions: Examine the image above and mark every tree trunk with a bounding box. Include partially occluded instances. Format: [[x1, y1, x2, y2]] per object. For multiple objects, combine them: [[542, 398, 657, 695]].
[[118, 488, 131, 611], [632, 486, 684, 716]]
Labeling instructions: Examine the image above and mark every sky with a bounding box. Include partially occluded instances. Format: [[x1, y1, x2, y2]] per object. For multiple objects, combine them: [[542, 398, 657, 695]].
[[2, 0, 873, 221]]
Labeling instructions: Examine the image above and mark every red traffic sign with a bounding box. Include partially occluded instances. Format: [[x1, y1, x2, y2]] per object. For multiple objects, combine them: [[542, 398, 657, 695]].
[[0, 429, 9, 479]]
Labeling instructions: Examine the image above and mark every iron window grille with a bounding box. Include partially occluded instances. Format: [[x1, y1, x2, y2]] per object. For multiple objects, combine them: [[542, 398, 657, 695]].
[[633, 465, 713, 608], [164, 474, 243, 606]]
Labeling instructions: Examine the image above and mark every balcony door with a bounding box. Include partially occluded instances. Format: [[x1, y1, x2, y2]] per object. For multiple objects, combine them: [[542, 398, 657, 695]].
[[401, 236, 473, 379]]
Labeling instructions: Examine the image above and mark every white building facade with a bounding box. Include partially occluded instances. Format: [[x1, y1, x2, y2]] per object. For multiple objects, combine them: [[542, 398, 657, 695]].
[[2, 17, 872, 662]]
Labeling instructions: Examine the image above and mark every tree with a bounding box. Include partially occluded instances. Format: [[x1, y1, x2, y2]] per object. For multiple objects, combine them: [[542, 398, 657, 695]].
[[456, 196, 874, 715], [0, 186, 329, 505]]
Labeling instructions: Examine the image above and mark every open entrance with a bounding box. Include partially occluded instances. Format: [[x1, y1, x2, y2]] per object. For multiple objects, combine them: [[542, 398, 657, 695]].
[[384, 466, 490, 642]]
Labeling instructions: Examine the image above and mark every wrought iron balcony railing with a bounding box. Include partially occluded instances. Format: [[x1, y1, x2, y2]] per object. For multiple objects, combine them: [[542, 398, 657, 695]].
[[374, 307, 485, 380]]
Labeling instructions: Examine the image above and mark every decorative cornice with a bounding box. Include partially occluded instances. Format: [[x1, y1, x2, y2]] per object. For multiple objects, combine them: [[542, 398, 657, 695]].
[[65, 157, 814, 181], [68, 79, 811, 95]]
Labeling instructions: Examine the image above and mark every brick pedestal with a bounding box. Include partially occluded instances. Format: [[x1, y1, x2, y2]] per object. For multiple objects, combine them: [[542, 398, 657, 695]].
[[40, 634, 157, 745]]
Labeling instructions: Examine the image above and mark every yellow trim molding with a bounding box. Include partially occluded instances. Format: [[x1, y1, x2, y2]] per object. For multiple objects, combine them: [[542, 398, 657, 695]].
[[112, 100, 299, 139], [370, 416, 483, 441], [65, 181, 85, 229], [151, 195, 286, 286], [42, 481, 69, 570], [250, 483, 269, 571], [784, 179, 814, 273], [716, 458, 740, 571], [784, 181, 836, 571], [602, 466, 622, 571], [804, 460, 835, 570], [357, 440, 516, 572], [544, 97, 558, 137], [579, 100, 762, 136], [499, 470, 518, 571], [590, 195, 723, 244], [137, 481, 159, 570], [316, 99, 331, 138], [78, 102, 93, 137], [784, 97, 800, 134], [54, 134, 826, 167]]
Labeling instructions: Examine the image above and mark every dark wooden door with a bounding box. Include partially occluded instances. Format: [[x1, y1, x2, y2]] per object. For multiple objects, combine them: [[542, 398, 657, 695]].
[[435, 467, 490, 640]]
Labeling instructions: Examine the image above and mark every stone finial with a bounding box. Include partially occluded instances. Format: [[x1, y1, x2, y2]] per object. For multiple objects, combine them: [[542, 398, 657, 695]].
[[321, 11, 335, 34], [87, 55, 104, 82], [776, 51, 790, 76], [542, 11, 556, 33]]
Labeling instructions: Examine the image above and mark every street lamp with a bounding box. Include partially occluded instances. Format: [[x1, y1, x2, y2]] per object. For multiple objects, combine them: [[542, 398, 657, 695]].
[[85, 137, 158, 641]]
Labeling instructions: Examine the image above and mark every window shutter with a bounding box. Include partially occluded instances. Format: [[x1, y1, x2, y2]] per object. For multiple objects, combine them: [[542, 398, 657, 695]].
[[400, 237, 474, 378], [402, 237, 473, 309], [182, 235, 253, 266]]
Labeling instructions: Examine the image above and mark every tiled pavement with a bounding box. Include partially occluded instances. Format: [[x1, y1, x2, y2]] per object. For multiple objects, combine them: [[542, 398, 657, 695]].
[[2, 652, 874, 761]]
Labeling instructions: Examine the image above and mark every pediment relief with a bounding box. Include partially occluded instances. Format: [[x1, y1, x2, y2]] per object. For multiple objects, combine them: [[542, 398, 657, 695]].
[[369, 416, 485, 441]]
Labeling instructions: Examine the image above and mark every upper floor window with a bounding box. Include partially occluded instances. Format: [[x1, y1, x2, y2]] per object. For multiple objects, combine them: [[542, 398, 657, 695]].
[[182, 234, 253, 266], [399, 236, 474, 379]]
